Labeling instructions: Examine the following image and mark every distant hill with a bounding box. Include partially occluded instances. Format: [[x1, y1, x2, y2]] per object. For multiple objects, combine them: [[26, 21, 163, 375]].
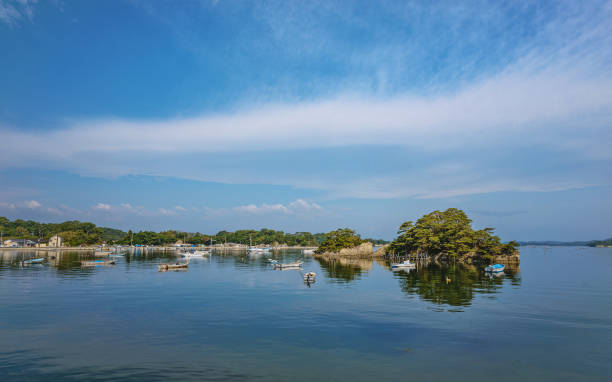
[[518, 238, 612, 247]]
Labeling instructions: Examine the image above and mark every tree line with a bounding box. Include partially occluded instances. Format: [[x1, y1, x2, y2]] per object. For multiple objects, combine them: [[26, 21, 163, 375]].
[[0, 217, 388, 247], [0, 217, 126, 246]]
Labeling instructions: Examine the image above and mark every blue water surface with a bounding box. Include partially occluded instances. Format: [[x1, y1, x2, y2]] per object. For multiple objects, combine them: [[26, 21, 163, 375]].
[[0, 246, 610, 381]]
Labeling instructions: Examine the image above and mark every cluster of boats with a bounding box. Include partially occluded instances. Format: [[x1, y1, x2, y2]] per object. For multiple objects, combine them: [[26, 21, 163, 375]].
[[390, 259, 506, 275]]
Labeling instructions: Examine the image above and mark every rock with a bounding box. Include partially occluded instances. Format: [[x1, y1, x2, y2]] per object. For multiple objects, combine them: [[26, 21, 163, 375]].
[[373, 244, 389, 257], [316, 242, 374, 258]]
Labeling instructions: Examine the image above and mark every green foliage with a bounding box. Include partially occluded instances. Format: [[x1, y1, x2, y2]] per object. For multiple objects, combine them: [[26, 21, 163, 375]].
[[0, 216, 125, 246], [315, 228, 365, 254], [117, 228, 329, 247], [0, 216, 385, 248], [388, 208, 518, 260]]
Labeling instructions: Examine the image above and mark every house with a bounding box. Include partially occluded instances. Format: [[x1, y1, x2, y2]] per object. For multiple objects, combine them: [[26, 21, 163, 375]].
[[3, 239, 36, 247], [3, 240, 18, 247], [48, 235, 64, 247]]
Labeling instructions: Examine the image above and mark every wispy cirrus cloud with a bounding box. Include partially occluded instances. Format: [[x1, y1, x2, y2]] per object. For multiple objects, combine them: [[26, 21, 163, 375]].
[[1, 1, 611, 204], [0, 0, 38, 26]]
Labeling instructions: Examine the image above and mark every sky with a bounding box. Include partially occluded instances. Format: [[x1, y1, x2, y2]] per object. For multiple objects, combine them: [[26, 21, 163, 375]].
[[1, 0, 611, 241]]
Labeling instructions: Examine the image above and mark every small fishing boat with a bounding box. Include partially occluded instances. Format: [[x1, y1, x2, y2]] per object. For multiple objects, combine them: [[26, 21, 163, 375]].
[[94, 250, 112, 257], [303, 272, 316, 282], [302, 249, 315, 255], [267, 259, 279, 263], [158, 261, 189, 271], [273, 261, 303, 269], [248, 247, 271, 254], [181, 250, 208, 258], [485, 264, 505, 273], [21, 258, 45, 265], [391, 260, 416, 269], [82, 259, 116, 267]]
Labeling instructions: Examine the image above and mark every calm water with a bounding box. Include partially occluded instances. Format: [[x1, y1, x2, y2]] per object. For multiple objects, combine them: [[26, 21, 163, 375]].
[[1, 247, 611, 381]]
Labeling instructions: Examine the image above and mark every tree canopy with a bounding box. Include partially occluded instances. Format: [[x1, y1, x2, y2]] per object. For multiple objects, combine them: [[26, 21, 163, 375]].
[[388, 208, 518, 259], [0, 216, 125, 246], [315, 228, 365, 254], [0, 217, 358, 247]]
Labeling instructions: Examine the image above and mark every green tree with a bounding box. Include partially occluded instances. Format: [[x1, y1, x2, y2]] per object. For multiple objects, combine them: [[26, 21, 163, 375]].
[[389, 208, 518, 261], [315, 228, 365, 254]]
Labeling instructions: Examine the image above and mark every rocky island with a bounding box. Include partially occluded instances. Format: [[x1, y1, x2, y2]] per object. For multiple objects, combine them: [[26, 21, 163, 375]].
[[315, 208, 520, 266]]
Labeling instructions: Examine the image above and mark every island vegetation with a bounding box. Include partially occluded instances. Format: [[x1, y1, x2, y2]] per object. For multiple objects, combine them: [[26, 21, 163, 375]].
[[314, 209, 520, 263], [314, 228, 365, 254], [388, 208, 519, 261]]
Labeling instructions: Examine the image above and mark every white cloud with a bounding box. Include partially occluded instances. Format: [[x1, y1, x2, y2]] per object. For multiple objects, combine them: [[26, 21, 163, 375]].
[[0, 0, 38, 26], [0, 1, 610, 202], [0, 202, 16, 209], [1, 59, 610, 168], [89, 202, 188, 217], [233, 199, 323, 215], [157, 208, 177, 216], [24, 200, 41, 208], [93, 203, 111, 210]]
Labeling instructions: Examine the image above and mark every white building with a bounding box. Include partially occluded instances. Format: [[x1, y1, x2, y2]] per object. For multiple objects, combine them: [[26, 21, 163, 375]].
[[48, 235, 64, 247]]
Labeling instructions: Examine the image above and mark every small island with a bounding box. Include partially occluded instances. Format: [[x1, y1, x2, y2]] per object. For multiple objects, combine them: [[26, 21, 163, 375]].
[[315, 208, 520, 265]]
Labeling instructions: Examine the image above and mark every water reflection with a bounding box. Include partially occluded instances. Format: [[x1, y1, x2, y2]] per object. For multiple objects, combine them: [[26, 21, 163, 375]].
[[2, 249, 521, 307], [315, 255, 373, 282], [0, 249, 181, 276], [394, 262, 521, 307]]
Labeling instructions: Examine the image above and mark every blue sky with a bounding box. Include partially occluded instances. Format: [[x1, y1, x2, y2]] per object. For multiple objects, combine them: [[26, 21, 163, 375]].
[[1, 0, 611, 241]]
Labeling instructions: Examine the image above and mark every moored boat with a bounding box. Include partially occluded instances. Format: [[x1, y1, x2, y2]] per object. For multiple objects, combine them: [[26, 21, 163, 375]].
[[158, 261, 189, 271], [181, 250, 209, 258], [21, 258, 45, 265], [273, 261, 303, 269], [485, 264, 505, 273], [82, 259, 116, 267], [391, 260, 416, 269]]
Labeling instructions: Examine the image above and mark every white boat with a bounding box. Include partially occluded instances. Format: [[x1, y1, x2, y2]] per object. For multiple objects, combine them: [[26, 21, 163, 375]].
[[21, 258, 45, 265], [303, 249, 315, 255], [181, 250, 209, 258], [273, 261, 303, 269], [303, 272, 316, 282], [248, 246, 271, 254], [391, 260, 416, 269]]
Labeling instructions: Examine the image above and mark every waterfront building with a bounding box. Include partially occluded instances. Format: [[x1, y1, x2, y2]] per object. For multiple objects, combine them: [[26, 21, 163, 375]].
[[48, 235, 64, 248]]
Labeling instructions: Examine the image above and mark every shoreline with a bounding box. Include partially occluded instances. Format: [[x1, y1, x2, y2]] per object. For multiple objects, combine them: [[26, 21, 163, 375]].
[[0, 245, 318, 251]]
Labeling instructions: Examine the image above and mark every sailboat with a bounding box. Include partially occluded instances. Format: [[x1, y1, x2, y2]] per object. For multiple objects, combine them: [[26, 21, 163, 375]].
[[247, 235, 270, 254]]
